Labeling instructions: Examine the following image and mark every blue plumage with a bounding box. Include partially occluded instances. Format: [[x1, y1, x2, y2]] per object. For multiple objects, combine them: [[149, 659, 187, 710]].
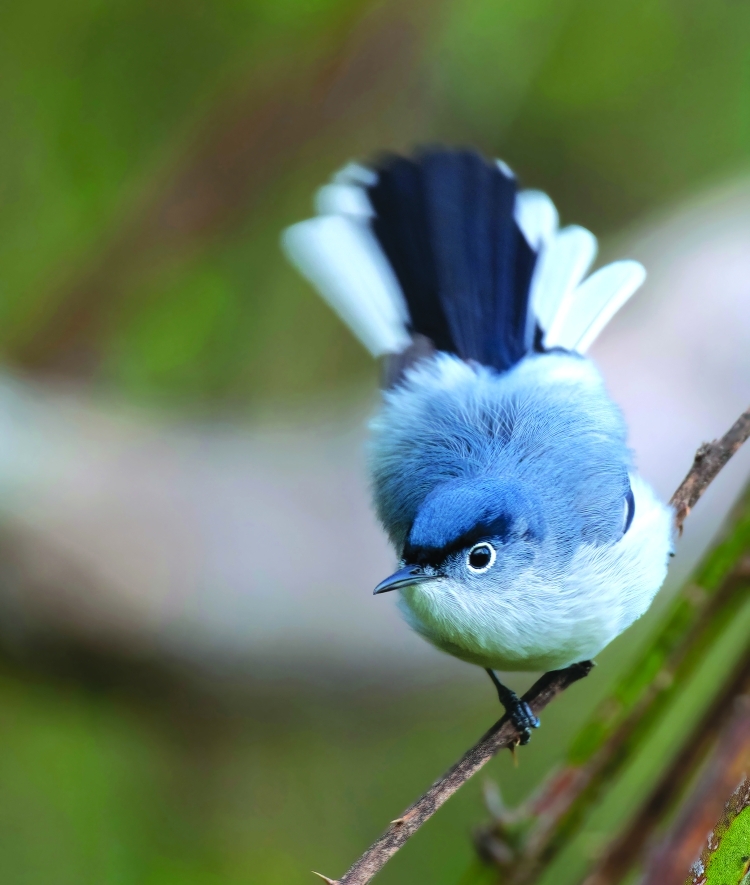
[[282, 147, 673, 741], [371, 354, 631, 556]]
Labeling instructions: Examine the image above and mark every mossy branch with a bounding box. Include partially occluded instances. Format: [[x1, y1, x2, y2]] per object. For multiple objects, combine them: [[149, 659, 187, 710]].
[[582, 662, 750, 885], [685, 774, 750, 885]]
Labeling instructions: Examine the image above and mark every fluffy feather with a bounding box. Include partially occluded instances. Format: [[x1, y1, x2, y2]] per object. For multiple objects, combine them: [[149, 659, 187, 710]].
[[369, 353, 672, 671], [370, 352, 632, 551]]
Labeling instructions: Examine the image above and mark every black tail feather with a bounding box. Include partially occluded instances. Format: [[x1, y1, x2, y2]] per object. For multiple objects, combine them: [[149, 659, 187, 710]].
[[367, 148, 537, 373]]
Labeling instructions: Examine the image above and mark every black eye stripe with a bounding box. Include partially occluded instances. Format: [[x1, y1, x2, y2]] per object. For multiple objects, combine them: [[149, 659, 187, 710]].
[[404, 514, 511, 565]]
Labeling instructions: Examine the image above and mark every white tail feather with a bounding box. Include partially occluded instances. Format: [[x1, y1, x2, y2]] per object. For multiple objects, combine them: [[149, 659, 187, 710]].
[[495, 159, 515, 179], [281, 216, 410, 357], [282, 157, 645, 363], [514, 190, 559, 251], [315, 183, 374, 218], [332, 162, 378, 187], [532, 225, 598, 335], [544, 260, 646, 353]]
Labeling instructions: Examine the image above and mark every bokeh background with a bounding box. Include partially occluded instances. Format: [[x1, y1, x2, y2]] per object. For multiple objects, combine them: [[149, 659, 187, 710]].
[[1, 1, 750, 883]]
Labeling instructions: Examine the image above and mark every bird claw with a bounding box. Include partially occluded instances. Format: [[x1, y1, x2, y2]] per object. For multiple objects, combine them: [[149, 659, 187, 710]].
[[508, 699, 539, 745], [486, 669, 541, 745]]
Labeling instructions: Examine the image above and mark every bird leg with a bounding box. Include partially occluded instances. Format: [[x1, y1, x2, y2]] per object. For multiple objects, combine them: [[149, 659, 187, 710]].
[[485, 668, 540, 745]]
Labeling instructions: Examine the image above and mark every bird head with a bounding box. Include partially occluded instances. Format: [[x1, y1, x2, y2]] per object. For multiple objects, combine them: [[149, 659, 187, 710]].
[[373, 477, 548, 596]]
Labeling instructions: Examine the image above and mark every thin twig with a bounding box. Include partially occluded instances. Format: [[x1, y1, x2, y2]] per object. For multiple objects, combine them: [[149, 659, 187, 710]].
[[319, 405, 750, 885], [320, 664, 593, 885], [670, 406, 750, 532]]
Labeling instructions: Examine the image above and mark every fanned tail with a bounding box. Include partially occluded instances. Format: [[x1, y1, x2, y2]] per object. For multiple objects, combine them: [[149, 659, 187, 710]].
[[282, 147, 645, 375]]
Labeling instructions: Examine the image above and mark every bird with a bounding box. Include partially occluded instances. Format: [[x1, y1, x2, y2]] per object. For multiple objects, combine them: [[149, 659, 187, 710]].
[[281, 147, 673, 743]]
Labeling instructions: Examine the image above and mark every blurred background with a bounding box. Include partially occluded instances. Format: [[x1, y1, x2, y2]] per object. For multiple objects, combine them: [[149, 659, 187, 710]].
[[0, 1, 749, 882]]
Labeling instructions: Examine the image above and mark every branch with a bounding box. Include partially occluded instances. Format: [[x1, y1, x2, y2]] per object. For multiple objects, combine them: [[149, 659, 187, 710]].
[[670, 406, 750, 532], [317, 404, 750, 885], [639, 696, 750, 885], [686, 774, 750, 885], [313, 663, 593, 885], [580, 651, 750, 885]]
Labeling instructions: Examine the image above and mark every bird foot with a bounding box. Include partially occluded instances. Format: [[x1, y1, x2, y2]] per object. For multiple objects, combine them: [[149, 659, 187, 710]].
[[505, 697, 540, 745], [486, 669, 541, 745]]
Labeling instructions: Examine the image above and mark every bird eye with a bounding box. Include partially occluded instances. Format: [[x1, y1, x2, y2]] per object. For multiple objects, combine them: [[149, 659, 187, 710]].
[[466, 543, 496, 574]]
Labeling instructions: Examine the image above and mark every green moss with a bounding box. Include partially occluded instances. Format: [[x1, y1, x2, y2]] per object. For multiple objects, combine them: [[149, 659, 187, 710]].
[[704, 806, 750, 885]]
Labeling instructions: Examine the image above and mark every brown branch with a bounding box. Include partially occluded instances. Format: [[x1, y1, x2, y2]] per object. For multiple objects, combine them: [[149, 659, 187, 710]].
[[640, 697, 750, 885], [670, 406, 750, 532], [315, 663, 593, 885], [473, 408, 750, 885], [580, 649, 750, 885]]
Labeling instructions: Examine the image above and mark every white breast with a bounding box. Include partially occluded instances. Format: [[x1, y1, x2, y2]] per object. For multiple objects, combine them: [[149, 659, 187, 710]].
[[396, 474, 673, 672]]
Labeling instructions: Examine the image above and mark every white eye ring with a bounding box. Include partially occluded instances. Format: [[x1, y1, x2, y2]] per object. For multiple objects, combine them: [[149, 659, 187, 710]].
[[466, 542, 496, 574]]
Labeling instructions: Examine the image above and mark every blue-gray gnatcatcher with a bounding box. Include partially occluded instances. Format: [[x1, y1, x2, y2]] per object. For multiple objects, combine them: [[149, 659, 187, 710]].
[[282, 148, 672, 742]]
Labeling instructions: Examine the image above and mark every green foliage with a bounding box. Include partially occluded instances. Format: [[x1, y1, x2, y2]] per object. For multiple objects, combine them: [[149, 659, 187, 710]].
[[0, 0, 352, 350], [0, 668, 533, 885], [2, 0, 750, 406]]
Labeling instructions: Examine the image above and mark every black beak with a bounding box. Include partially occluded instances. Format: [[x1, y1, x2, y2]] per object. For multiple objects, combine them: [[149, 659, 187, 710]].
[[373, 565, 438, 595]]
